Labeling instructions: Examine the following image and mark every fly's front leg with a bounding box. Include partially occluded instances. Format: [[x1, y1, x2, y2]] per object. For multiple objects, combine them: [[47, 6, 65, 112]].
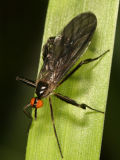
[[23, 104, 33, 133], [35, 108, 37, 120], [23, 104, 33, 119], [54, 93, 104, 113], [16, 76, 36, 88]]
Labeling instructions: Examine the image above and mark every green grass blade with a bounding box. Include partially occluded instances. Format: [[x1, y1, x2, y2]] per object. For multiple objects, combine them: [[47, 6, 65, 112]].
[[26, 0, 119, 160]]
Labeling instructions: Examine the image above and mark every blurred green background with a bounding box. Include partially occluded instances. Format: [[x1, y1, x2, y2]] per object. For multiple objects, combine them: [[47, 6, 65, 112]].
[[0, 1, 120, 160]]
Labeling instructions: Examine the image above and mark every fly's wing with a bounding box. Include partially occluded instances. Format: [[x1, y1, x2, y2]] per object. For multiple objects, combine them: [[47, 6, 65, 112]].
[[38, 12, 97, 84]]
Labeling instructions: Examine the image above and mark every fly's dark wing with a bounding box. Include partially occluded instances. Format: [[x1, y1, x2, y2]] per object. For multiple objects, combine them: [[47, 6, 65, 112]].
[[38, 12, 97, 84]]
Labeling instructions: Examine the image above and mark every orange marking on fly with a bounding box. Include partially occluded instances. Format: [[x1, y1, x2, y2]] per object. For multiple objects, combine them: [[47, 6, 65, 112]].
[[30, 97, 43, 108], [30, 97, 35, 106]]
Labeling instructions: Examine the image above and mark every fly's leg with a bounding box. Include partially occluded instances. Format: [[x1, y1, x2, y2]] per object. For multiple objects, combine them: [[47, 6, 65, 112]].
[[57, 50, 110, 87], [23, 104, 33, 119], [49, 97, 63, 159], [23, 104, 33, 132], [35, 108, 37, 120], [16, 76, 36, 88], [24, 104, 38, 120], [54, 93, 104, 113]]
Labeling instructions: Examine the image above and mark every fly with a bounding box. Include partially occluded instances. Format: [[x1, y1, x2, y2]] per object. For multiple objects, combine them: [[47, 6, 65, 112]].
[[16, 12, 109, 158]]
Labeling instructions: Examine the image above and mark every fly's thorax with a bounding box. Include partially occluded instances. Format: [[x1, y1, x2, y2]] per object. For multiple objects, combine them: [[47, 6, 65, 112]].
[[36, 81, 49, 98], [36, 80, 56, 98]]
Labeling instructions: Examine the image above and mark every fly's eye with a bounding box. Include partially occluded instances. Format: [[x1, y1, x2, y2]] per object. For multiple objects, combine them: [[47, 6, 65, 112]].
[[36, 100, 43, 108], [30, 97, 35, 106], [30, 97, 43, 108]]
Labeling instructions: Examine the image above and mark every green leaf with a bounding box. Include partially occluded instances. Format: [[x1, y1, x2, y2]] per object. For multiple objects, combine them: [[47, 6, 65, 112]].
[[25, 0, 119, 160]]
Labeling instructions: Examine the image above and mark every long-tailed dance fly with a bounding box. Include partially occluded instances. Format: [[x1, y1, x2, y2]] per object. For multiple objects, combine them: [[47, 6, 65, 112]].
[[16, 12, 109, 158]]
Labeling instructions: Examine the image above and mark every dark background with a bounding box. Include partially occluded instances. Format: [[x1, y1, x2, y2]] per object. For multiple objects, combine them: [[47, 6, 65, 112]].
[[0, 1, 120, 160]]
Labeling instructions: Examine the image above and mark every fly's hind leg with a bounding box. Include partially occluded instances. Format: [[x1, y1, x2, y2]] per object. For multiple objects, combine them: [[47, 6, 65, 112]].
[[57, 49, 110, 86]]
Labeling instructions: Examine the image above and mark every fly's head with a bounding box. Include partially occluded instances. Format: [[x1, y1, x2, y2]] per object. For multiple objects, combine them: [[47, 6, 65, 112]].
[[30, 97, 43, 109], [30, 81, 48, 109]]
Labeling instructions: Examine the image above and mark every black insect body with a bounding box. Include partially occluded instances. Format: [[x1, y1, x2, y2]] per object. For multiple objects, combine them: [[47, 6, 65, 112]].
[[16, 12, 109, 158]]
